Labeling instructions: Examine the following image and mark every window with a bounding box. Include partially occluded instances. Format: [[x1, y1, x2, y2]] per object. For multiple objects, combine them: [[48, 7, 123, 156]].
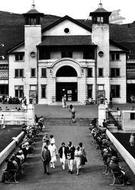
[[15, 69, 24, 78], [111, 85, 120, 98], [110, 68, 120, 77], [61, 51, 72, 58], [87, 84, 93, 98], [130, 113, 135, 120], [98, 68, 103, 77], [15, 85, 24, 98], [31, 68, 36, 78], [83, 50, 95, 59], [110, 53, 120, 61], [39, 48, 50, 60], [41, 68, 47, 78], [41, 85, 46, 98], [87, 68, 93, 77], [97, 17, 104, 23], [15, 53, 24, 61]]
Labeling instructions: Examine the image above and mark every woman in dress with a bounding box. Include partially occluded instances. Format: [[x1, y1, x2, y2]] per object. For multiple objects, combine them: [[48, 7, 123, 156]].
[[129, 133, 135, 147], [74, 146, 82, 175], [48, 142, 58, 168], [79, 142, 87, 167], [49, 135, 55, 144]]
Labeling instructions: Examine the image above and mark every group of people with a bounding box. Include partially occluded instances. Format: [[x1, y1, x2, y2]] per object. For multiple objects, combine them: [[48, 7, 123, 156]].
[[1, 116, 45, 183], [0, 96, 21, 104], [41, 133, 87, 175], [1, 122, 41, 183], [90, 120, 131, 186]]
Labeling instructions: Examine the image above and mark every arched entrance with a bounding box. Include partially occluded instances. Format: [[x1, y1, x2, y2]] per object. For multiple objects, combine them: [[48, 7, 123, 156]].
[[56, 66, 78, 101]]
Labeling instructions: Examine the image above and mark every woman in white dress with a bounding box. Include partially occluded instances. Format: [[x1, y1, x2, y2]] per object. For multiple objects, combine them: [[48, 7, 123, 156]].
[[48, 143, 58, 168], [74, 146, 82, 175], [129, 133, 135, 147]]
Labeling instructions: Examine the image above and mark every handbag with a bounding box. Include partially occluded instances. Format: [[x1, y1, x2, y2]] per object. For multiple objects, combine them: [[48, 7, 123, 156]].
[[81, 155, 87, 165]]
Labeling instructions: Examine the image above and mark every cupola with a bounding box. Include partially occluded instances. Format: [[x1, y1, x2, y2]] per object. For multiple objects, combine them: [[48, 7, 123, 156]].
[[23, 1, 44, 25], [90, 2, 111, 24]]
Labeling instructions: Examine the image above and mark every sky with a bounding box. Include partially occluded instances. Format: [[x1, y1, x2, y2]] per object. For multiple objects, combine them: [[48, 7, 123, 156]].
[[0, 0, 135, 23]]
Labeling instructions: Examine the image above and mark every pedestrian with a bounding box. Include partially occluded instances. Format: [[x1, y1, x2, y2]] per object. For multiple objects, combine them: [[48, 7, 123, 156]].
[[63, 94, 66, 108], [41, 145, 51, 174], [78, 142, 87, 167], [129, 133, 135, 147], [48, 142, 58, 168], [102, 119, 108, 128], [69, 104, 76, 123], [74, 146, 82, 175], [42, 133, 50, 150], [67, 141, 75, 174], [62, 96, 65, 108], [58, 142, 68, 170], [1, 114, 5, 129], [49, 134, 55, 144]]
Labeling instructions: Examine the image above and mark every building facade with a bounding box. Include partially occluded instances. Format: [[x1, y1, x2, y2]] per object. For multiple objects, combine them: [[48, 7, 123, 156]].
[[7, 3, 128, 105], [0, 3, 133, 105]]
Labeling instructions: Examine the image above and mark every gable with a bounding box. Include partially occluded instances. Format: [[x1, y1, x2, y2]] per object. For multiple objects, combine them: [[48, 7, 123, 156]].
[[43, 19, 91, 36], [12, 45, 24, 53], [8, 43, 24, 54]]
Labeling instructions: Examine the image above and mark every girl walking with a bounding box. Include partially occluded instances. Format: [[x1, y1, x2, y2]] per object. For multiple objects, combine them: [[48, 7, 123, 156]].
[[74, 146, 82, 175], [48, 143, 58, 168]]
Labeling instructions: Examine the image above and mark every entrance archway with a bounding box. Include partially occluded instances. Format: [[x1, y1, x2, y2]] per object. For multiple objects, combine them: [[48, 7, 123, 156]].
[[56, 66, 78, 102], [56, 66, 77, 77]]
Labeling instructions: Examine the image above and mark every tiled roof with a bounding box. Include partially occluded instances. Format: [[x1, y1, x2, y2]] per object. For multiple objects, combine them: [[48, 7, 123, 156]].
[[94, 7, 108, 13], [26, 8, 41, 14], [38, 36, 94, 46]]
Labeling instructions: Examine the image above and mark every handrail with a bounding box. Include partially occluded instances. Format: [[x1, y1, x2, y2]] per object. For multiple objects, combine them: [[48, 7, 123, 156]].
[[107, 110, 122, 130]]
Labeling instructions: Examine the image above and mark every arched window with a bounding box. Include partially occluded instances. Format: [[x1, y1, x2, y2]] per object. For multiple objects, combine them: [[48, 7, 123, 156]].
[[56, 66, 77, 77]]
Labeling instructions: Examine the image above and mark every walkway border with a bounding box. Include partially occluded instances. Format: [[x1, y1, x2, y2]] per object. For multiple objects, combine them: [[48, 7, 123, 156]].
[[0, 131, 25, 165], [106, 129, 135, 175]]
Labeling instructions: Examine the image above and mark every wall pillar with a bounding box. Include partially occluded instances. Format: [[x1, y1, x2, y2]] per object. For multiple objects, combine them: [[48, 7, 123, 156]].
[[98, 104, 107, 126]]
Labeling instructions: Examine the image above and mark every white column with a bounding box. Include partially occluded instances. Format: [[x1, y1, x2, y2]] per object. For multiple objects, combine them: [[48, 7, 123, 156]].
[[26, 104, 35, 125], [98, 104, 107, 126]]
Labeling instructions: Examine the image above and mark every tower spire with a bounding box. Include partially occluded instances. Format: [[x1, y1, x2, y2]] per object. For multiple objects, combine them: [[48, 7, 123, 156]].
[[32, 0, 35, 9], [99, 0, 103, 8]]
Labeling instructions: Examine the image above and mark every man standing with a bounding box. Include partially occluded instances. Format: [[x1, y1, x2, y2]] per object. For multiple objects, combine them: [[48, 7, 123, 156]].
[[1, 114, 5, 129], [67, 141, 75, 174], [41, 145, 51, 174], [58, 142, 68, 170], [69, 105, 76, 123]]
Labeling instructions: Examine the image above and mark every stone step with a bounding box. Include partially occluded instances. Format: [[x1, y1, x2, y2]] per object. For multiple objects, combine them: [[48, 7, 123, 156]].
[[45, 118, 91, 126]]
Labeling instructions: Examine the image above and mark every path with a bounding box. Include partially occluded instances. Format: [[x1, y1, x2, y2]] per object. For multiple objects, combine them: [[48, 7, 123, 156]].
[[0, 117, 134, 190]]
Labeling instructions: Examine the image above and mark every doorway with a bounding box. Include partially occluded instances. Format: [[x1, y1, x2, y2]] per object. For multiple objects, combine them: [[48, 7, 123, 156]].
[[56, 82, 77, 102]]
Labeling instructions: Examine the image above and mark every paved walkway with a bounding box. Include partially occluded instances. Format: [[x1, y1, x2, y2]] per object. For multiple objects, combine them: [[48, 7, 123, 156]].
[[35, 104, 98, 118], [0, 118, 134, 190]]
